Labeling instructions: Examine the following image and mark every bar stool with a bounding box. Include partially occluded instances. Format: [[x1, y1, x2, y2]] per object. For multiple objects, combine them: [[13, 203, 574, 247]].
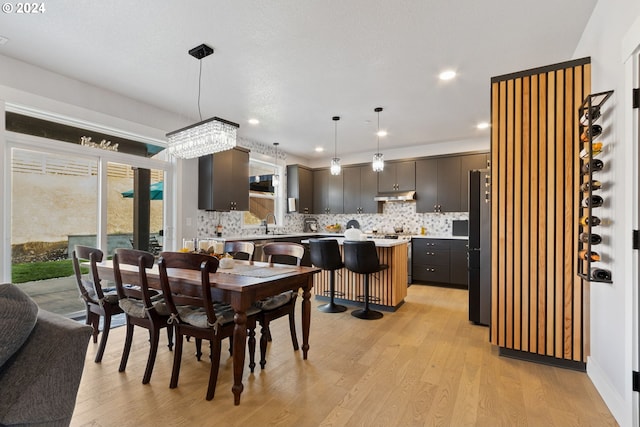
[[343, 240, 387, 320], [309, 239, 347, 313]]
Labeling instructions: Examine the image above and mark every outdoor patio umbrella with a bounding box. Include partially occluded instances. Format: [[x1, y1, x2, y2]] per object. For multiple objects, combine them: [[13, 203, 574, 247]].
[[121, 181, 163, 200]]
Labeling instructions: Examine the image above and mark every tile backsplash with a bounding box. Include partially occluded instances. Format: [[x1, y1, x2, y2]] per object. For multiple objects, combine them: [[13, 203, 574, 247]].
[[197, 202, 468, 238]]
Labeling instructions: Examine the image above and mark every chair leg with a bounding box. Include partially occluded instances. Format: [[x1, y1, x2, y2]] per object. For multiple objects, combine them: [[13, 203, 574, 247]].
[[351, 275, 383, 320], [88, 312, 99, 343], [260, 322, 269, 369], [195, 338, 203, 361], [166, 325, 174, 351], [95, 313, 112, 363], [248, 327, 256, 373], [318, 271, 347, 313], [206, 339, 221, 400], [119, 320, 134, 372], [170, 333, 183, 389], [142, 328, 160, 384], [288, 310, 299, 351]]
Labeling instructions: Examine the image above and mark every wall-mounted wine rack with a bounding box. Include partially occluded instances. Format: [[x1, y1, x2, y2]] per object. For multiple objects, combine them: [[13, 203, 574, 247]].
[[577, 90, 613, 283]]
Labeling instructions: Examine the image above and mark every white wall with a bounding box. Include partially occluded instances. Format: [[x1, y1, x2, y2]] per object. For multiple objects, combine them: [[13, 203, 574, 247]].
[[573, 1, 640, 426]]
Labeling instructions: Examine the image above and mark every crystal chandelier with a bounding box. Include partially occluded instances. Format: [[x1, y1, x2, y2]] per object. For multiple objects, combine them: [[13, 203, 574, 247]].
[[272, 142, 280, 187], [372, 107, 384, 172], [330, 116, 341, 175], [166, 44, 239, 159]]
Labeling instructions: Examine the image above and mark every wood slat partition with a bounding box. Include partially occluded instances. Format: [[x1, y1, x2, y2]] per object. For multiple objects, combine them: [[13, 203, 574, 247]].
[[490, 58, 590, 364]]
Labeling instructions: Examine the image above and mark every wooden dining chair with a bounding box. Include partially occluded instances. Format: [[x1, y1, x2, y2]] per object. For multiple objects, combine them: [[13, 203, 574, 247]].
[[223, 241, 255, 261], [112, 248, 174, 384], [257, 242, 304, 369], [72, 245, 123, 363], [157, 251, 260, 400]]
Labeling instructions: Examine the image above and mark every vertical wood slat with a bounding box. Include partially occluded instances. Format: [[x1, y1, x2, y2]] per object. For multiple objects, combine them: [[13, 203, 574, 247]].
[[490, 59, 590, 363]]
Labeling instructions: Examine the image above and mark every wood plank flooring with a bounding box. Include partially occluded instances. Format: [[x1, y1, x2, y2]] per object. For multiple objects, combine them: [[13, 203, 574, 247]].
[[71, 285, 617, 427]]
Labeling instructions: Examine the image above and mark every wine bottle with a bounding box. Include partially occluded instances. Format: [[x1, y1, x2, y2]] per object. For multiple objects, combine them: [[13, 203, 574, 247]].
[[579, 142, 603, 159], [579, 215, 601, 227], [580, 124, 602, 142], [579, 232, 602, 245], [590, 267, 611, 281], [581, 159, 604, 174], [580, 180, 602, 192], [579, 249, 601, 262], [582, 195, 604, 207], [579, 107, 601, 126]]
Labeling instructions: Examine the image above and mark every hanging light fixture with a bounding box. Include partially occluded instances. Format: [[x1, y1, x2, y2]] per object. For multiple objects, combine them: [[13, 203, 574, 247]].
[[272, 142, 280, 187], [372, 107, 385, 172], [166, 44, 239, 159], [330, 116, 341, 175]]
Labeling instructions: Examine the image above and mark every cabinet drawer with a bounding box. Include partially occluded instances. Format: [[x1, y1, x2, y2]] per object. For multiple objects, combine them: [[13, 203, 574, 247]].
[[412, 249, 449, 266], [412, 264, 450, 283], [412, 238, 450, 252]]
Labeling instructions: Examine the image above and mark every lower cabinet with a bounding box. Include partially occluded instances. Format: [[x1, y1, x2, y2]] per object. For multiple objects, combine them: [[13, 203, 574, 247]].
[[412, 238, 468, 286]]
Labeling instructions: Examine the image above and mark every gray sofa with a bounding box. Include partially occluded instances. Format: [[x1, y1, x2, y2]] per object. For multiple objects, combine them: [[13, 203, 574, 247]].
[[0, 283, 93, 427]]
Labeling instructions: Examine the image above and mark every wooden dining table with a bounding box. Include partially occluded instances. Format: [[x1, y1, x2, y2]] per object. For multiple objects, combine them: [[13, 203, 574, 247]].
[[94, 258, 319, 405]]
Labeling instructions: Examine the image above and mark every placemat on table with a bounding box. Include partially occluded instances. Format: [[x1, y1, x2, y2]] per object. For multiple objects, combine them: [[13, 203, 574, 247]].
[[218, 264, 298, 278]]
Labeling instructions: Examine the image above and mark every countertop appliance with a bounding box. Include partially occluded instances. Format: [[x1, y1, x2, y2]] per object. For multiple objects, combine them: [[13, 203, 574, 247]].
[[468, 170, 491, 326], [303, 217, 319, 233]]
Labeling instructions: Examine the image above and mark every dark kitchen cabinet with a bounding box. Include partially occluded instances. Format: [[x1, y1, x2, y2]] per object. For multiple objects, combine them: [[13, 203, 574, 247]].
[[449, 240, 469, 286], [378, 160, 415, 192], [412, 238, 469, 286], [313, 168, 343, 214], [343, 165, 379, 214], [198, 147, 249, 211], [287, 164, 314, 214], [416, 157, 461, 212], [459, 153, 489, 211]]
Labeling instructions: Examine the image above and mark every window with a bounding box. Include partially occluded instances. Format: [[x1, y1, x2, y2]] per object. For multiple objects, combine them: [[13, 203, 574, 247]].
[[244, 158, 281, 227]]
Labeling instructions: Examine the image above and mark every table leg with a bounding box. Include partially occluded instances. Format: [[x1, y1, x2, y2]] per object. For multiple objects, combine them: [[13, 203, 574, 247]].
[[301, 278, 312, 359], [232, 310, 247, 405]]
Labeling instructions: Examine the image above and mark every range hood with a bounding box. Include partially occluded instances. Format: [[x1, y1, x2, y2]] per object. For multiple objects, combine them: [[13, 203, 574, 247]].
[[374, 191, 416, 202]]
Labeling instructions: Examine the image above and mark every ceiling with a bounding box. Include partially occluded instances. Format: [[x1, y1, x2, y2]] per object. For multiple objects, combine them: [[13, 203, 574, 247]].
[[0, 1, 597, 160]]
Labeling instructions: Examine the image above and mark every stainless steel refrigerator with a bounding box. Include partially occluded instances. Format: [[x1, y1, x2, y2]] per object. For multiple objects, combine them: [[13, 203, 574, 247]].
[[468, 169, 491, 326]]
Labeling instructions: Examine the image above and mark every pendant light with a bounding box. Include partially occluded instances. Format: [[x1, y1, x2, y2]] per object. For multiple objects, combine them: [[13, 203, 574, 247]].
[[372, 107, 384, 172], [272, 142, 280, 187], [330, 116, 341, 175]]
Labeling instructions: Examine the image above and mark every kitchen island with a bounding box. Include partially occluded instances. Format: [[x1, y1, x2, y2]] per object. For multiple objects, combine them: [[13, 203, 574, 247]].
[[305, 237, 408, 311]]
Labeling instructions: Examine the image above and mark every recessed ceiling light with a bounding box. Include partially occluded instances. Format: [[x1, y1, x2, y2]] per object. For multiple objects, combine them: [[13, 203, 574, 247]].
[[315, 147, 324, 152], [439, 70, 457, 81], [477, 122, 490, 130], [248, 118, 259, 125], [376, 130, 387, 137]]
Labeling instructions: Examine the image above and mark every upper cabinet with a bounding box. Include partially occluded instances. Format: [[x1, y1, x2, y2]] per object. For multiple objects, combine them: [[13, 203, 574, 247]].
[[198, 147, 250, 211], [378, 160, 415, 192], [313, 168, 343, 214], [343, 165, 379, 214], [416, 153, 489, 213], [287, 164, 314, 214]]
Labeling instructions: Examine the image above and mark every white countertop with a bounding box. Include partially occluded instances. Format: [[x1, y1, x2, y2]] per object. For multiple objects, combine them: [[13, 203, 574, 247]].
[[301, 236, 409, 247], [211, 232, 467, 242], [411, 234, 468, 240]]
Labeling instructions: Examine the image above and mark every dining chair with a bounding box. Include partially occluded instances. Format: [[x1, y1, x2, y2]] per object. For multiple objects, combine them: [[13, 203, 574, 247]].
[[112, 248, 174, 384], [223, 241, 255, 261], [72, 245, 123, 363], [257, 242, 304, 369], [157, 251, 260, 400]]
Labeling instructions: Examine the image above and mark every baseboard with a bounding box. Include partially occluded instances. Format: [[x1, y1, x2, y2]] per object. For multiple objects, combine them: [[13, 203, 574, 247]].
[[587, 356, 631, 427]]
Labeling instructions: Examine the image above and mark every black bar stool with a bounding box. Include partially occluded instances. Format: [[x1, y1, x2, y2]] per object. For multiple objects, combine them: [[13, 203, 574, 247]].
[[309, 239, 347, 313], [343, 240, 387, 320]]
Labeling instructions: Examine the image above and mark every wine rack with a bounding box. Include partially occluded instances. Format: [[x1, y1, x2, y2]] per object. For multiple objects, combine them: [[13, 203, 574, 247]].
[[577, 90, 613, 283]]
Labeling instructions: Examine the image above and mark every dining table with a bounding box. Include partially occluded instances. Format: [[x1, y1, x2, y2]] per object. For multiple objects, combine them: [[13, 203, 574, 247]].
[[93, 257, 320, 405]]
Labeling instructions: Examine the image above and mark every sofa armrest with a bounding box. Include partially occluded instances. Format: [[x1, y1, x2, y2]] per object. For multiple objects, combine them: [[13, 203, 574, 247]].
[[0, 309, 93, 426]]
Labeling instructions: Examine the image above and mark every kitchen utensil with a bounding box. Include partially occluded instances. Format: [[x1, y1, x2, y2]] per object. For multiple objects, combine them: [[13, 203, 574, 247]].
[[346, 219, 360, 229], [344, 228, 364, 241], [393, 226, 404, 234]]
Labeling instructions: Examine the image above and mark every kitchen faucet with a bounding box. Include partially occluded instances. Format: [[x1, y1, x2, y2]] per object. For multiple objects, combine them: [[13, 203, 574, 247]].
[[264, 212, 276, 234]]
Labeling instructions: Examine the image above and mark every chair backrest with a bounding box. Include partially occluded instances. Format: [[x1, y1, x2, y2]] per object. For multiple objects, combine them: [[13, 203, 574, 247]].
[[157, 252, 220, 325], [262, 242, 305, 266], [112, 248, 157, 309], [223, 241, 255, 261], [72, 245, 105, 303], [309, 239, 343, 271], [343, 241, 381, 275]]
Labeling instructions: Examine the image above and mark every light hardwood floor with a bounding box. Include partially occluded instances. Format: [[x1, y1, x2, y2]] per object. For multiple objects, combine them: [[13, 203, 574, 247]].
[[71, 284, 617, 427]]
